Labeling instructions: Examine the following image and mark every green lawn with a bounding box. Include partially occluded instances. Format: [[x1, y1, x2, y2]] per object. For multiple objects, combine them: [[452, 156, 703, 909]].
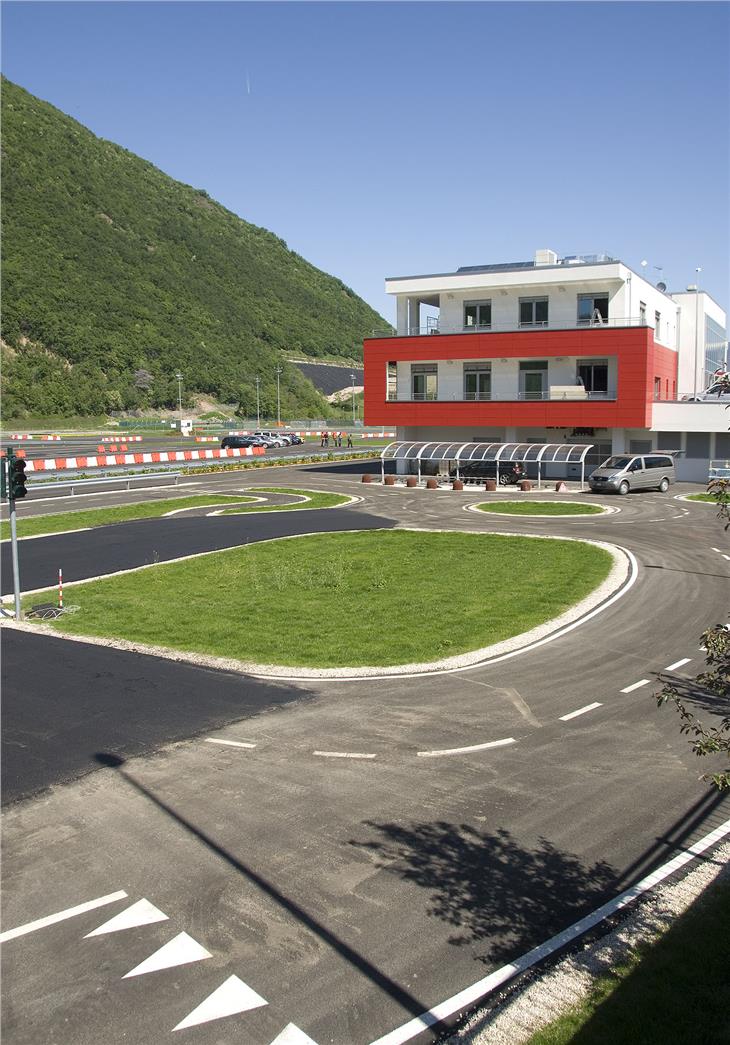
[[1, 494, 257, 539], [218, 487, 352, 513], [34, 531, 612, 667], [685, 493, 717, 503], [523, 876, 730, 1045], [474, 501, 605, 516]]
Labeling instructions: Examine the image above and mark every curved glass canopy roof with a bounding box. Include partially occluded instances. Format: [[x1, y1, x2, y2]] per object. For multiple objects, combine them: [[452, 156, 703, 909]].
[[381, 441, 594, 464]]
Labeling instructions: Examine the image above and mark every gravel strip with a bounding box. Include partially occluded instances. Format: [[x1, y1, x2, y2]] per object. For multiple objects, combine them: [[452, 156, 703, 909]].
[[445, 841, 730, 1044]]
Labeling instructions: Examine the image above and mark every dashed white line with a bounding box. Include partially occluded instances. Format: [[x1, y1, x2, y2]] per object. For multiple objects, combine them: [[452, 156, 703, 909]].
[[621, 679, 651, 693], [0, 890, 128, 942], [666, 658, 691, 671], [313, 750, 377, 759], [712, 547, 723, 553], [559, 702, 602, 721], [417, 738, 516, 758], [205, 738, 257, 749], [367, 817, 730, 1045]]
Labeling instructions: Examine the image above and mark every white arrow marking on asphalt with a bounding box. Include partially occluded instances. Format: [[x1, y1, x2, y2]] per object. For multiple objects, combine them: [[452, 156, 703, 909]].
[[123, 932, 211, 978], [85, 898, 168, 937], [172, 974, 267, 1030], [268, 1023, 320, 1044]]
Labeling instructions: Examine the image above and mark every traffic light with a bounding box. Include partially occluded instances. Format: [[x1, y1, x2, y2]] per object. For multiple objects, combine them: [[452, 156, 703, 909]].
[[0, 458, 6, 500], [9, 456, 28, 500]]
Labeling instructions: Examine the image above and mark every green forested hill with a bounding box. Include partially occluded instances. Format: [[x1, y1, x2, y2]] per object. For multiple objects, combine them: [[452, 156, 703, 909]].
[[1, 78, 389, 420]]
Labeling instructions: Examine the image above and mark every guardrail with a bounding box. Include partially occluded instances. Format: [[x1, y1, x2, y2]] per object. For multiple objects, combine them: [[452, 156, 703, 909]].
[[29, 472, 183, 495]]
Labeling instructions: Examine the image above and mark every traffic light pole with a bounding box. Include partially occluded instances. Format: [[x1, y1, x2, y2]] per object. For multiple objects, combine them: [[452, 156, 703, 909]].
[[5, 450, 22, 620]]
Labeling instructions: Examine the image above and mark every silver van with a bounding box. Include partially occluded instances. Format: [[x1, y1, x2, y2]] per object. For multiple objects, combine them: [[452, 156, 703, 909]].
[[589, 454, 675, 495]]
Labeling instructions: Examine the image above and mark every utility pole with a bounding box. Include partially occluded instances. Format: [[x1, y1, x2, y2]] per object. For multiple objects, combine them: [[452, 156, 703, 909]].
[[275, 365, 283, 426], [255, 376, 261, 427], [175, 371, 183, 427], [351, 372, 356, 425]]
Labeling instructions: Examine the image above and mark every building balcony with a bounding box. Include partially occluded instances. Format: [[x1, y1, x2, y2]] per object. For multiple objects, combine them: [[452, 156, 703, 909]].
[[386, 389, 618, 403], [369, 317, 652, 339]]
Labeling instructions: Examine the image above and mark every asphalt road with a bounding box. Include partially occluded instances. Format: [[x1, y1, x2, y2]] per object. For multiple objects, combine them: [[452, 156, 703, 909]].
[[2, 471, 729, 1045]]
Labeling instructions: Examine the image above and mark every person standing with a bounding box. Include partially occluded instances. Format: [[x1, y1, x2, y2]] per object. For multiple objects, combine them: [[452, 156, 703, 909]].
[[347, 433, 353, 448]]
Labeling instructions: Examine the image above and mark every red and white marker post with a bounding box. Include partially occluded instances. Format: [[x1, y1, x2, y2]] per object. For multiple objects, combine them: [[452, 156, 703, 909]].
[[58, 568, 63, 610]]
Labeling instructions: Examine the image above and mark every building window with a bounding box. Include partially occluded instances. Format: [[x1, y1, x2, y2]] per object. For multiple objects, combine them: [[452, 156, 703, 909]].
[[464, 363, 491, 400], [464, 300, 491, 329], [386, 361, 397, 401], [577, 358, 609, 394], [411, 363, 438, 401], [519, 297, 549, 327], [655, 311, 661, 339], [654, 376, 661, 400], [639, 301, 647, 324], [519, 359, 548, 399], [577, 294, 609, 325], [705, 315, 728, 387]]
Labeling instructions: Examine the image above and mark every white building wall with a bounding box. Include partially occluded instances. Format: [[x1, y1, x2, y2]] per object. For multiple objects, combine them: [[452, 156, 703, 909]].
[[390, 260, 679, 348], [670, 291, 726, 395]]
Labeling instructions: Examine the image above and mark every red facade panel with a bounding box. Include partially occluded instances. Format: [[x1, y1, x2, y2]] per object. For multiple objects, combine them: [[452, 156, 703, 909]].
[[364, 327, 677, 430]]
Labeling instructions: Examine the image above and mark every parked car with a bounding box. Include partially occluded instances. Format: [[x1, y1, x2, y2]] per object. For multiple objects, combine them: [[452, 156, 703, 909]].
[[457, 462, 527, 484], [682, 381, 730, 402], [253, 430, 286, 447], [281, 432, 303, 445], [221, 435, 263, 449], [589, 454, 675, 494]]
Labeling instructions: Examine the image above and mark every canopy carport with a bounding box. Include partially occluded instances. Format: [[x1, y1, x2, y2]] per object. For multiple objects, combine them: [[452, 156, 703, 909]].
[[380, 441, 595, 488]]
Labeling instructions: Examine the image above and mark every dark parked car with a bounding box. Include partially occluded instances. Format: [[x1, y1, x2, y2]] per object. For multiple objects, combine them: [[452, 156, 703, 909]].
[[282, 432, 303, 445], [221, 435, 264, 449]]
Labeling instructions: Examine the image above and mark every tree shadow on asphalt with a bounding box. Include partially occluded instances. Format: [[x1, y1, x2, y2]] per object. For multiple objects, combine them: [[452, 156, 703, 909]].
[[351, 786, 728, 968], [654, 671, 730, 720], [351, 821, 617, 964]]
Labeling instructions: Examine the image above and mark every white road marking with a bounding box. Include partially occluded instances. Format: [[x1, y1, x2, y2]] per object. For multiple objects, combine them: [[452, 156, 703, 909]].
[[173, 974, 267, 1031], [666, 658, 691, 671], [205, 738, 257, 749], [722, 554, 730, 561], [620, 679, 651, 693], [0, 526, 93, 544], [417, 738, 516, 758], [84, 898, 168, 937], [123, 931, 212, 978], [559, 702, 602, 721], [0, 890, 128, 943], [313, 750, 377, 759], [269, 1025, 320, 1044], [368, 817, 730, 1045]]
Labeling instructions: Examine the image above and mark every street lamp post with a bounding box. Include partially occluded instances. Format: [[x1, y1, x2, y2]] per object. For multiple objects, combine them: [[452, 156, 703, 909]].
[[350, 372, 356, 426], [255, 376, 261, 427], [175, 372, 183, 427], [692, 267, 702, 398], [275, 365, 283, 426]]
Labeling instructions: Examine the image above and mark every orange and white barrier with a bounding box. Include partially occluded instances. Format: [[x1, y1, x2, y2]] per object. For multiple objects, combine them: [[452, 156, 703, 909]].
[[195, 436, 219, 442], [100, 435, 143, 442], [7, 434, 62, 441], [23, 445, 266, 473]]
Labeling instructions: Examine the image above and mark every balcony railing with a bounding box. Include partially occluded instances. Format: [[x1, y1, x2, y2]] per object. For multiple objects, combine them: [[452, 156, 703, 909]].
[[370, 317, 651, 338], [387, 390, 618, 403]]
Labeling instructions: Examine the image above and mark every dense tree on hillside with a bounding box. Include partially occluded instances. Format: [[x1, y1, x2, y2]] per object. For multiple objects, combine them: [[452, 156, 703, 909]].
[[1, 78, 390, 419]]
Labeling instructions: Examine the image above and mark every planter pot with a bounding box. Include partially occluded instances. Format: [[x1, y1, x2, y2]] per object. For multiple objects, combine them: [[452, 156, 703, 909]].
[[484, 479, 497, 492], [519, 479, 532, 492], [406, 476, 418, 488], [452, 479, 464, 491], [426, 478, 438, 489], [384, 475, 396, 485], [361, 474, 372, 483]]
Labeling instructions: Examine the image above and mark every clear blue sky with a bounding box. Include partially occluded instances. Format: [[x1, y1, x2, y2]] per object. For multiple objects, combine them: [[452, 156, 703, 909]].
[[3, 1, 728, 321]]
